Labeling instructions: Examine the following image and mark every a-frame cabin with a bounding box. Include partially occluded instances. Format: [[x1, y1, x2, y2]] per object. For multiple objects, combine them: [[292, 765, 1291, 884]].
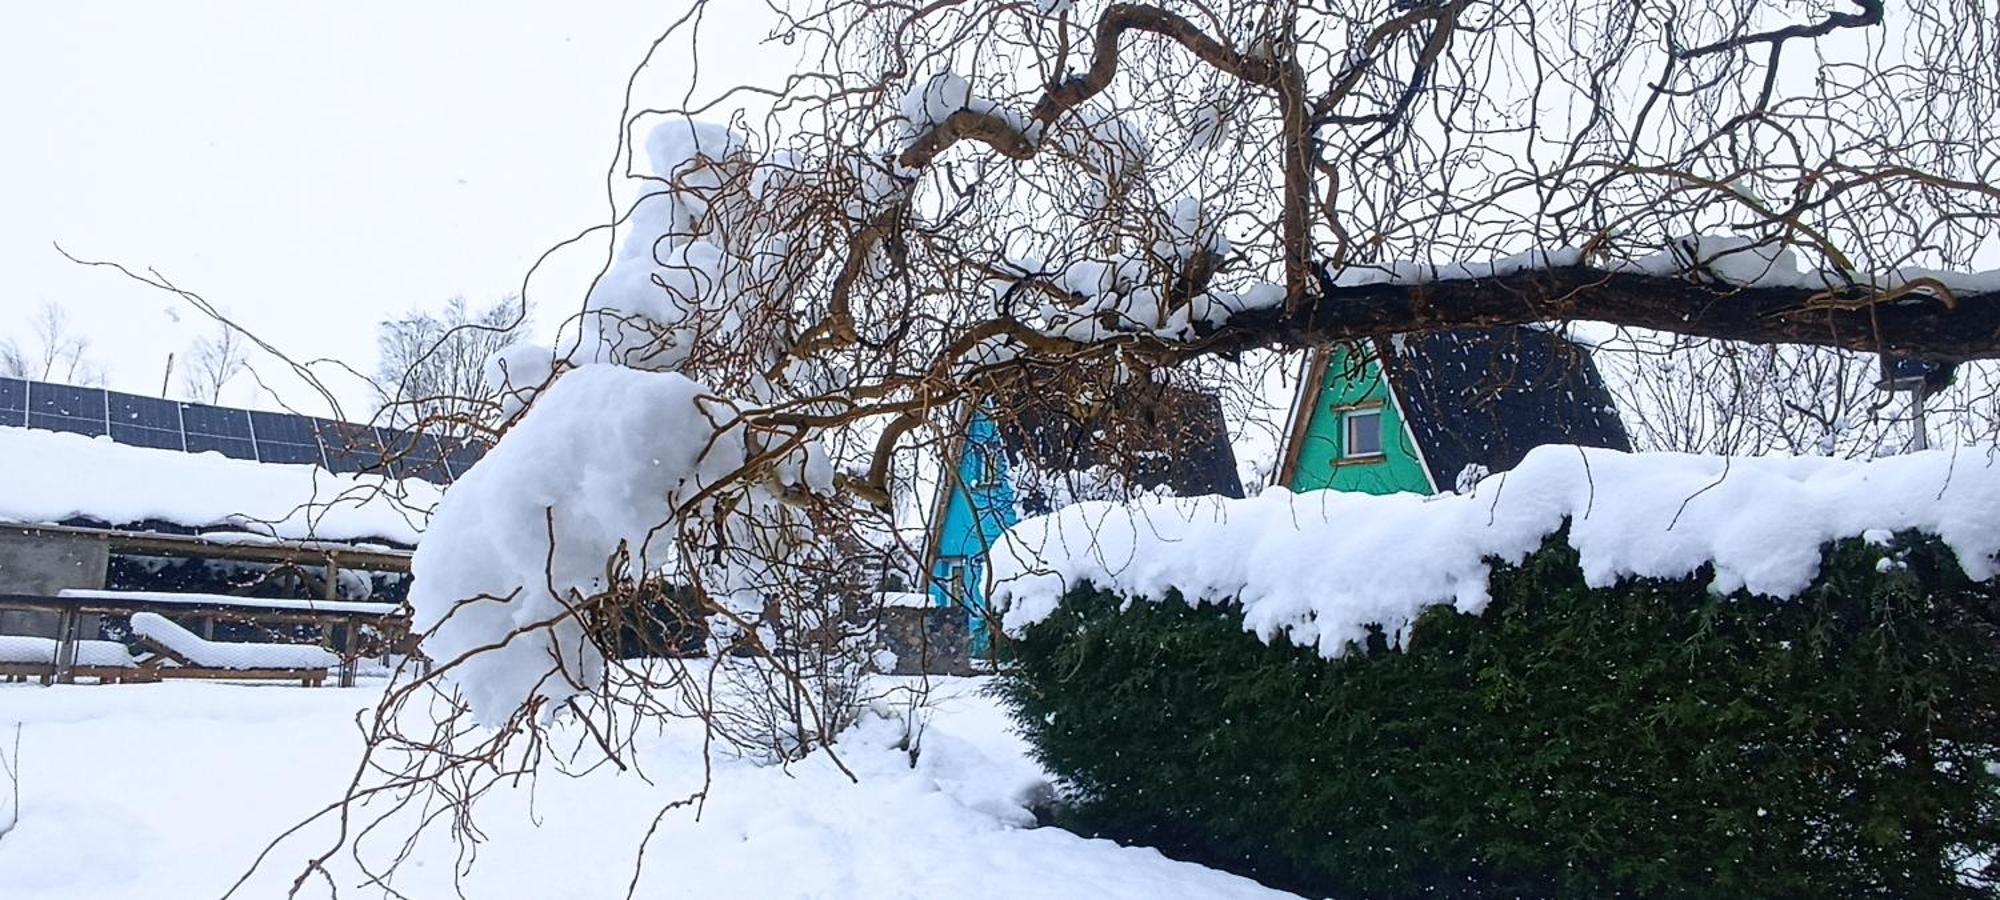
[[1278, 326, 1630, 495], [922, 374, 1244, 656]]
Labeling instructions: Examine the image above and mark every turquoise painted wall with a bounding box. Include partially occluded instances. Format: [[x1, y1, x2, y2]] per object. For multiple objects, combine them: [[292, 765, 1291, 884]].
[[929, 412, 1017, 648], [1287, 343, 1435, 496]]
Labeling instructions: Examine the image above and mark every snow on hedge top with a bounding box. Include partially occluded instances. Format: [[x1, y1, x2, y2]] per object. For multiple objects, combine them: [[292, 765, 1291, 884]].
[[0, 425, 438, 544], [993, 446, 2000, 657]]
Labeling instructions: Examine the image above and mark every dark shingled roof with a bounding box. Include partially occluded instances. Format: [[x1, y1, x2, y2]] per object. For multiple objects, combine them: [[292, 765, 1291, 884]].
[[984, 368, 1244, 515], [1374, 325, 1630, 491]]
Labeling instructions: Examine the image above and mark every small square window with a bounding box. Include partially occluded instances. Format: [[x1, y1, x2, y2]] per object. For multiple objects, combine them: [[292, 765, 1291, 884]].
[[938, 559, 969, 602], [1343, 408, 1384, 458], [968, 447, 1002, 487]]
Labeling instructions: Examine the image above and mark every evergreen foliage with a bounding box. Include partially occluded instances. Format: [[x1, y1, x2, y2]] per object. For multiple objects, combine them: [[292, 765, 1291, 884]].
[[996, 532, 2000, 898]]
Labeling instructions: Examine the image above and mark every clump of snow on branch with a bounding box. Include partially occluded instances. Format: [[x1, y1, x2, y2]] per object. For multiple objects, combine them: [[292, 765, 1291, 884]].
[[577, 116, 805, 384], [1324, 248, 1587, 288], [1312, 236, 2000, 297], [994, 445, 2000, 656], [899, 71, 1026, 139], [590, 110, 1999, 370], [421, 113, 863, 726], [1047, 102, 1149, 185], [410, 364, 826, 724], [484, 341, 557, 421], [1005, 196, 1271, 341], [582, 142, 739, 375]]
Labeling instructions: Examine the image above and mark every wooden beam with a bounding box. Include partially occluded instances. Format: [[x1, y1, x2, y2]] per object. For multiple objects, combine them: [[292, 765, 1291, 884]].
[[0, 522, 412, 572], [0, 593, 406, 628], [1182, 267, 2000, 363]]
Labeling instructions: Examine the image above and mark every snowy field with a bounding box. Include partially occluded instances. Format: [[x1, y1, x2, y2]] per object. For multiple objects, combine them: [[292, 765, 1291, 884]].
[[0, 677, 1292, 900]]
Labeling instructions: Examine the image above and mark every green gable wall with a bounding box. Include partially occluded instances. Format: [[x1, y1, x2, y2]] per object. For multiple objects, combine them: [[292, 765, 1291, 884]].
[[1286, 344, 1435, 496]]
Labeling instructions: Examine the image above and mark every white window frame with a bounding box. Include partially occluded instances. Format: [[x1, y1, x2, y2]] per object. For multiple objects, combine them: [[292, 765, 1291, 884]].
[[967, 447, 1002, 487], [981, 448, 1001, 486], [1341, 405, 1386, 460], [938, 559, 970, 603]]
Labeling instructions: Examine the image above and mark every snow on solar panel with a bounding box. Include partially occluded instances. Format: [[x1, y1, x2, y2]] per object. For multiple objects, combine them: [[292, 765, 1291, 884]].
[[180, 402, 257, 459]]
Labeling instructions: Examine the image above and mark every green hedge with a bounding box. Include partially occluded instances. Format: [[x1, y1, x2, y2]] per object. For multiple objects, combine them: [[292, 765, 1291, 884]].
[[996, 532, 2000, 899]]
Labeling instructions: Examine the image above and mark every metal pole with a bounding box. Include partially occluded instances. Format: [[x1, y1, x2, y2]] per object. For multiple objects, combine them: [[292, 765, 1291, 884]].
[[1911, 382, 1930, 453], [52, 607, 79, 684]]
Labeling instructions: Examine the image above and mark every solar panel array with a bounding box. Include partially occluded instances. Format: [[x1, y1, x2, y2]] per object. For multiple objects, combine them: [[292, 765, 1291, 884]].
[[0, 376, 485, 485]]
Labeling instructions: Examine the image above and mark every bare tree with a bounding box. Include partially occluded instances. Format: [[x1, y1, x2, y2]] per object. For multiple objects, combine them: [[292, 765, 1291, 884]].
[[0, 724, 17, 844], [231, 2, 2000, 891], [373, 295, 529, 434], [1599, 332, 1899, 458], [178, 320, 249, 404], [1, 303, 103, 386]]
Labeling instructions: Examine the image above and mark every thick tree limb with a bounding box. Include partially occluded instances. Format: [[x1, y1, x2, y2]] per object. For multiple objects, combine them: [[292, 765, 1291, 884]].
[[896, 3, 1279, 170], [1186, 267, 2000, 363], [1675, 0, 1883, 59]]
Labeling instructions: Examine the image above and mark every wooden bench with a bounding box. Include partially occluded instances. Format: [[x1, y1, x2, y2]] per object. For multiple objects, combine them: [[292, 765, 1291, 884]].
[[128, 612, 333, 687], [130, 639, 325, 686]]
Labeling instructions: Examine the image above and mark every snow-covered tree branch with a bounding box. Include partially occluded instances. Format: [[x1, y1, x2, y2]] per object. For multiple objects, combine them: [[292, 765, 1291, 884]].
[[398, 0, 2000, 722]]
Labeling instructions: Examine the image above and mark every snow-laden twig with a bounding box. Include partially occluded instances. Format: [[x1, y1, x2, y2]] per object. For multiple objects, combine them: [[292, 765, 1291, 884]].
[[0, 723, 21, 843]]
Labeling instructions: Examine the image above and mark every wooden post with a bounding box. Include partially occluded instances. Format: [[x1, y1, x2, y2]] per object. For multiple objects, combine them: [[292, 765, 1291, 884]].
[[334, 617, 356, 688], [52, 606, 80, 684], [323, 555, 340, 601]]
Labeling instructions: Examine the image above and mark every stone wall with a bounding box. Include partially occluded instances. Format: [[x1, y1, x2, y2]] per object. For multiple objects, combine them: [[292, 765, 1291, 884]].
[[876, 604, 972, 676], [0, 528, 110, 638]]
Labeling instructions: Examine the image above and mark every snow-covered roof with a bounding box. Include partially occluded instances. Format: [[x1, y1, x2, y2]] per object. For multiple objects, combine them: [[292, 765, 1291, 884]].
[[0, 425, 438, 545], [994, 445, 2000, 657], [1378, 325, 1630, 487]]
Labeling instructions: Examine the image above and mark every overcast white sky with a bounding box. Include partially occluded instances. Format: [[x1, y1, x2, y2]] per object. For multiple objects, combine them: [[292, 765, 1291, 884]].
[[0, 1, 782, 417]]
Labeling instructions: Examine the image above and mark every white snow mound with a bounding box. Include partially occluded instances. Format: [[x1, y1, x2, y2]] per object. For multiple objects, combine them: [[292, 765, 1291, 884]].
[[408, 365, 750, 724]]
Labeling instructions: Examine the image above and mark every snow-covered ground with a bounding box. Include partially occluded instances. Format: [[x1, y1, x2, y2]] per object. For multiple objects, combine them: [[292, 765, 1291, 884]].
[[0, 677, 1294, 900]]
